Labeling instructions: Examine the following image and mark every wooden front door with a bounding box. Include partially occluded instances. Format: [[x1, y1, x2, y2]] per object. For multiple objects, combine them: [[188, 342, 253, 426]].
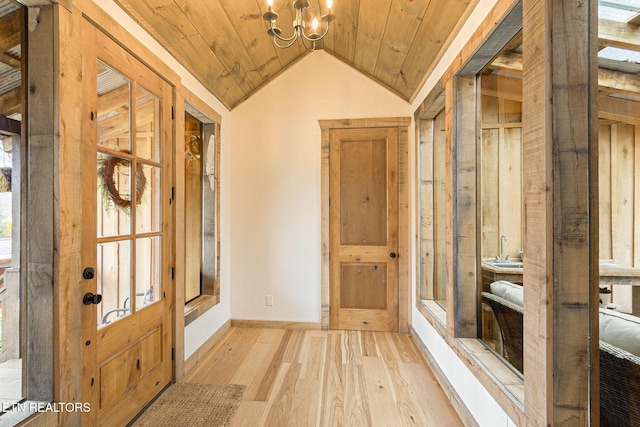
[[81, 22, 173, 427], [329, 127, 399, 331]]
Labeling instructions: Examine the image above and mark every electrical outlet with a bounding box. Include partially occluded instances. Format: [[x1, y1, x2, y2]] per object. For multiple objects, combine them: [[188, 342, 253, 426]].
[[266, 295, 274, 306]]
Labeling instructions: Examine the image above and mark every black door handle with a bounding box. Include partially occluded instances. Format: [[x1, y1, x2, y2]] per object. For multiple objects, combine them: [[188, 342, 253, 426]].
[[83, 293, 102, 305], [390, 252, 397, 258], [83, 267, 95, 280]]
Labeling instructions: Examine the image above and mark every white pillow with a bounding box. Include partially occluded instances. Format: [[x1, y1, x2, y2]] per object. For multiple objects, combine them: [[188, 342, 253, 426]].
[[599, 309, 640, 357], [490, 281, 524, 307]]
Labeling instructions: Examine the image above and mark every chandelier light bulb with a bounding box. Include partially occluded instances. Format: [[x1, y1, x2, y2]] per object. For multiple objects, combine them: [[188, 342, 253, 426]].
[[326, 0, 332, 8], [267, 0, 273, 6], [312, 18, 318, 31]]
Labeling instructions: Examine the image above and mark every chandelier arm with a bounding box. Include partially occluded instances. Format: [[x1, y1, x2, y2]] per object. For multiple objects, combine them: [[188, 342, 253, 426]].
[[272, 35, 299, 50], [269, 21, 298, 42], [300, 36, 316, 52], [300, 21, 331, 42]]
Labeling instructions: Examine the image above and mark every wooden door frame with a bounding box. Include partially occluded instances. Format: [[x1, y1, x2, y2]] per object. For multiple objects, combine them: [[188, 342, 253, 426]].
[[319, 117, 411, 333]]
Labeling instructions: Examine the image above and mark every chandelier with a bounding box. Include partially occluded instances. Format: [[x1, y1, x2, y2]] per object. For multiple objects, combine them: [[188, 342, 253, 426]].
[[263, 0, 336, 52]]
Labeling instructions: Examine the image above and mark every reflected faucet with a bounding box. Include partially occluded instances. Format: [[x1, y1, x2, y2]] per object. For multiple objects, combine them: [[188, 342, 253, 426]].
[[495, 235, 509, 262]]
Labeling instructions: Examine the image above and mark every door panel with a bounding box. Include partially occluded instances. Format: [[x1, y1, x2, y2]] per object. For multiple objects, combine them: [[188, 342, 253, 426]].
[[82, 21, 172, 427], [330, 127, 399, 331]]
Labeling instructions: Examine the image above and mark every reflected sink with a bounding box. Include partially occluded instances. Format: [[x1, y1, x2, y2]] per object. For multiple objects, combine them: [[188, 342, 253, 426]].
[[484, 261, 523, 269]]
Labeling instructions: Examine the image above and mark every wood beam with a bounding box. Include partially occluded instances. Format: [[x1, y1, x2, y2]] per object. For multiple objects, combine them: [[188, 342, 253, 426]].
[[0, 87, 22, 117], [599, 95, 640, 126], [0, 10, 21, 48], [598, 18, 640, 52], [0, 115, 20, 135], [522, 0, 599, 425], [452, 75, 478, 338]]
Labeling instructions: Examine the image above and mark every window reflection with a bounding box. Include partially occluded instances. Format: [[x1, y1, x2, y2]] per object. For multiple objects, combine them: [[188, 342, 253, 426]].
[[478, 34, 524, 375]]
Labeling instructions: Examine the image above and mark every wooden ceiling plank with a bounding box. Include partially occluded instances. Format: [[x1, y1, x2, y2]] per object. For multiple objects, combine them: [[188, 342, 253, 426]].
[[114, 0, 245, 109], [599, 19, 640, 52], [323, 0, 359, 62], [0, 87, 21, 117], [175, 0, 263, 91], [373, 0, 431, 90], [393, 0, 472, 98], [218, 0, 297, 82], [353, 0, 392, 75]]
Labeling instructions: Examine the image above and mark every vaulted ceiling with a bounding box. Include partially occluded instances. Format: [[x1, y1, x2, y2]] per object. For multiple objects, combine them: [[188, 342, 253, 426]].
[[114, 0, 476, 109]]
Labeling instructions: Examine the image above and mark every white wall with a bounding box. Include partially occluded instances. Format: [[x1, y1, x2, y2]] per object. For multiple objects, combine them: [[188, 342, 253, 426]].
[[94, 0, 232, 360], [410, 0, 515, 425], [230, 52, 410, 322]]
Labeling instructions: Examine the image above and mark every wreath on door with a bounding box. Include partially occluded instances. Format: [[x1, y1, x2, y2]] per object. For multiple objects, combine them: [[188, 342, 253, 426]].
[[98, 150, 147, 214]]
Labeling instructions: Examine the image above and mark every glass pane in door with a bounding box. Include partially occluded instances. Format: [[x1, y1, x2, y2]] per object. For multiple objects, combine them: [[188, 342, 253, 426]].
[[136, 163, 161, 234], [97, 61, 131, 152], [135, 85, 161, 162], [136, 236, 161, 310], [97, 153, 132, 238], [97, 240, 132, 328]]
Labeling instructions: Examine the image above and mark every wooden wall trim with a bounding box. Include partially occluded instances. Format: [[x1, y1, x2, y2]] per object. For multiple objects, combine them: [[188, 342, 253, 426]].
[[230, 319, 322, 330], [183, 319, 232, 376], [319, 117, 412, 332]]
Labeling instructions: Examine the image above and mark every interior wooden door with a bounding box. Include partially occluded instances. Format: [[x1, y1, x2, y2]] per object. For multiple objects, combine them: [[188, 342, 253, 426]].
[[329, 127, 399, 331], [81, 21, 173, 427]]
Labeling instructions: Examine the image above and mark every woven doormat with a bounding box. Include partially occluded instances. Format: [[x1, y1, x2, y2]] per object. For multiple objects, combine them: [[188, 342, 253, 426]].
[[132, 383, 246, 427]]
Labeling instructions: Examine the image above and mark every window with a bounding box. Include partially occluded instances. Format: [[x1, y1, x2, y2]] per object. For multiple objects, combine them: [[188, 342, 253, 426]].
[[183, 102, 220, 324], [477, 37, 524, 374], [597, 1, 640, 423], [418, 102, 448, 311]]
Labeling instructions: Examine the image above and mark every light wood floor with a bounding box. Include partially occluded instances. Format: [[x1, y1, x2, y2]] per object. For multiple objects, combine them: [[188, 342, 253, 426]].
[[184, 327, 463, 427]]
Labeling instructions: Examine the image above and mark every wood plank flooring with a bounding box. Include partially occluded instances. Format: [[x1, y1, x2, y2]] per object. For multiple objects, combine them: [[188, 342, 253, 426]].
[[184, 328, 463, 427]]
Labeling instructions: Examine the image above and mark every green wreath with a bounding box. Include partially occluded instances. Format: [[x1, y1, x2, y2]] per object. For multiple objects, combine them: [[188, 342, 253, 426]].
[[98, 151, 147, 213]]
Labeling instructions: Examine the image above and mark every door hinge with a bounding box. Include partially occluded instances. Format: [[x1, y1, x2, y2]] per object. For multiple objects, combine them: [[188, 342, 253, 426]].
[[169, 187, 175, 204], [171, 348, 175, 361], [171, 106, 175, 120], [171, 267, 175, 280]]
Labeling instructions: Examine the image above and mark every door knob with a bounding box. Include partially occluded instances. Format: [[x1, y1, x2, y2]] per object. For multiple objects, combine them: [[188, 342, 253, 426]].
[[390, 252, 397, 258], [83, 267, 95, 280], [83, 292, 102, 305]]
